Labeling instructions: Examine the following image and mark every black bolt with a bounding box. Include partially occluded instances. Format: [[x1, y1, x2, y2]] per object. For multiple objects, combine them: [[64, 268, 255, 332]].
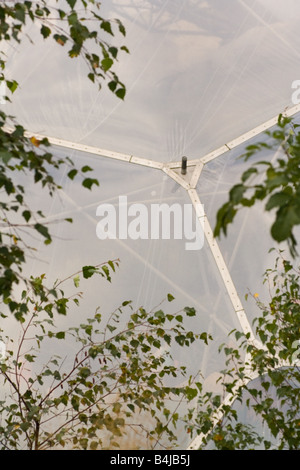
[[181, 156, 187, 175]]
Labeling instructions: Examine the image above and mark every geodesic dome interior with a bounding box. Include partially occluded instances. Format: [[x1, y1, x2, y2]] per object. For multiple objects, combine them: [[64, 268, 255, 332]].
[[2, 0, 300, 449]]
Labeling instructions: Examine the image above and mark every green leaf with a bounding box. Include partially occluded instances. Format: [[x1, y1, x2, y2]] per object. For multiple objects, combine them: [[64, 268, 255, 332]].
[[55, 298, 68, 315], [185, 387, 198, 401], [108, 81, 117, 92], [79, 438, 88, 450], [73, 275, 80, 288], [82, 178, 99, 190], [214, 202, 237, 238], [82, 265, 97, 279], [167, 293, 175, 302], [79, 367, 91, 378], [66, 0, 77, 9], [68, 11, 78, 25], [116, 87, 126, 100], [229, 184, 246, 204], [14, 4, 26, 23], [41, 25, 51, 39], [271, 206, 300, 242], [24, 354, 35, 363], [67, 169, 78, 180], [101, 21, 113, 35], [54, 34, 68, 46], [200, 332, 210, 345], [116, 19, 126, 36], [265, 171, 289, 190], [58, 9, 66, 20], [20, 422, 31, 432], [34, 223, 51, 242], [54, 370, 61, 380], [102, 265, 111, 282], [22, 210, 31, 222], [154, 310, 165, 320], [265, 192, 292, 211], [184, 306, 196, 317], [55, 332, 65, 340], [108, 260, 116, 272], [175, 335, 185, 346], [241, 167, 258, 183], [71, 395, 80, 411], [164, 334, 171, 345], [101, 57, 114, 72], [0, 150, 13, 163], [109, 47, 118, 58], [84, 325, 92, 336], [81, 165, 93, 173], [6, 80, 18, 94], [35, 8, 44, 17], [130, 339, 139, 348]]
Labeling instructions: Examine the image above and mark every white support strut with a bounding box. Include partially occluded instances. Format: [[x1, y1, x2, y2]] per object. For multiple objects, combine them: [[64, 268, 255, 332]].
[[188, 189, 258, 343]]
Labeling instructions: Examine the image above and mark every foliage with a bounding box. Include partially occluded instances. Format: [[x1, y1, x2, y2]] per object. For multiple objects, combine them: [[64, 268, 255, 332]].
[[0, 0, 128, 97], [214, 114, 300, 257], [0, 262, 206, 450], [186, 251, 300, 450], [210, 84, 300, 450], [0, 0, 128, 309]]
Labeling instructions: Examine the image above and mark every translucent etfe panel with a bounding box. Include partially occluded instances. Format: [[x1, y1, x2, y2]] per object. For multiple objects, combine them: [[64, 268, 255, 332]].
[[1, 146, 243, 449], [2, 1, 300, 162], [196, 123, 299, 330]]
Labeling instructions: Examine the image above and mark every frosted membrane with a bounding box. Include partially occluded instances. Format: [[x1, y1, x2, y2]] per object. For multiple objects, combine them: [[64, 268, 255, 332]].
[[4, 0, 300, 160], [2, 0, 300, 449]]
